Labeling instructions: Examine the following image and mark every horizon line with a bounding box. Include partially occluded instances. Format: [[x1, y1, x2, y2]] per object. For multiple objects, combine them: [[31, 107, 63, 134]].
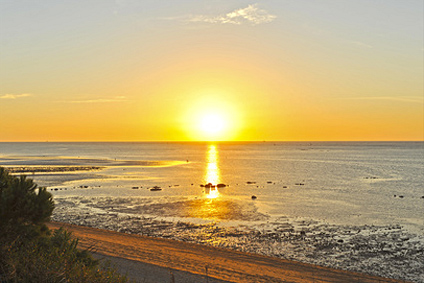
[[0, 140, 423, 143]]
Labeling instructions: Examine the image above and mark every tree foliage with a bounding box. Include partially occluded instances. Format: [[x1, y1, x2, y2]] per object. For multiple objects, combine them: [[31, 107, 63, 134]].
[[0, 167, 128, 282], [1, 228, 127, 283], [0, 167, 54, 237]]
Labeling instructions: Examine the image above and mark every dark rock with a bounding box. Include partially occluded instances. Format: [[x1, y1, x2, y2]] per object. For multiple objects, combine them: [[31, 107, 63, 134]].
[[251, 195, 257, 200], [150, 186, 162, 191]]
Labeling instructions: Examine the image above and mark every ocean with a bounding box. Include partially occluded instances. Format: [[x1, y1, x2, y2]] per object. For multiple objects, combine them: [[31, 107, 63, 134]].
[[1, 142, 423, 282]]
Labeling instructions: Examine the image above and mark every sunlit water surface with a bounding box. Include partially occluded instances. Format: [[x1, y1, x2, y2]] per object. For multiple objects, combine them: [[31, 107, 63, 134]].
[[1, 142, 423, 281]]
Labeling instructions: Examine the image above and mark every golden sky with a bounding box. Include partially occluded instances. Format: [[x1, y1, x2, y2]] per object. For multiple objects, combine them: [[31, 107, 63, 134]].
[[0, 1, 423, 141]]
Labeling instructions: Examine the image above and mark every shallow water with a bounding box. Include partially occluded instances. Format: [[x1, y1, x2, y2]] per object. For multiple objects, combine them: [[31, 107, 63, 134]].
[[1, 142, 423, 281]]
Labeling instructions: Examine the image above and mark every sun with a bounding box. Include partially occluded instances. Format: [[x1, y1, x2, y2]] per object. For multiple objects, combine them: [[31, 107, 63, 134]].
[[181, 92, 243, 141], [199, 113, 226, 137]]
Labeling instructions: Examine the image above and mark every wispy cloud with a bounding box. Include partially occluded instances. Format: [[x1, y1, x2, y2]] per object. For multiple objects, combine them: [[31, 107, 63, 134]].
[[186, 4, 276, 25], [344, 96, 423, 103], [0, 93, 32, 99], [64, 96, 128, 104], [349, 41, 373, 49]]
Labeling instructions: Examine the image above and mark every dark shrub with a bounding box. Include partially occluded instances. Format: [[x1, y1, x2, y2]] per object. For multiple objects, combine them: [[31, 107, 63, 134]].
[[0, 167, 128, 282]]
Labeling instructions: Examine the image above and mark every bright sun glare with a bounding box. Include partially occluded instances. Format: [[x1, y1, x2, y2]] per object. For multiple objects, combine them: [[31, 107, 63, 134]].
[[199, 113, 226, 136], [183, 93, 241, 141]]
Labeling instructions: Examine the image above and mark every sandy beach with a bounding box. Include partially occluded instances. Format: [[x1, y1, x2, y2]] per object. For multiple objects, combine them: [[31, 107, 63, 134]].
[[48, 222, 404, 283]]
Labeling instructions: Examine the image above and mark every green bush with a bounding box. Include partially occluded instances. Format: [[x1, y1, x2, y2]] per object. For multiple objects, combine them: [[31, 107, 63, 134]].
[[0, 228, 127, 282], [0, 167, 128, 282], [0, 167, 54, 239]]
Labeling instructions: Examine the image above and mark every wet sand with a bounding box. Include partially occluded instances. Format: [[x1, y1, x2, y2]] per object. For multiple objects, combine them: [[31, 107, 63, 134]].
[[47, 222, 403, 283]]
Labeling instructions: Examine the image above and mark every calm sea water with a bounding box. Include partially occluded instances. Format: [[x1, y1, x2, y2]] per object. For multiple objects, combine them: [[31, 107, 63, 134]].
[[2, 142, 424, 281], [1, 141, 423, 231]]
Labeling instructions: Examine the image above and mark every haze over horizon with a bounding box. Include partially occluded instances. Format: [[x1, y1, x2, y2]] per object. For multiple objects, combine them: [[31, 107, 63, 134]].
[[1, 0, 423, 142]]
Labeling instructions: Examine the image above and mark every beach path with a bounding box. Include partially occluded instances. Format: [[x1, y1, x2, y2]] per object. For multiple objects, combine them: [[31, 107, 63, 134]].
[[48, 222, 402, 283]]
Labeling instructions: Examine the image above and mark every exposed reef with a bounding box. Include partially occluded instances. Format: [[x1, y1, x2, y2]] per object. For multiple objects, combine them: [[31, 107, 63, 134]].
[[5, 166, 104, 173], [52, 196, 424, 283]]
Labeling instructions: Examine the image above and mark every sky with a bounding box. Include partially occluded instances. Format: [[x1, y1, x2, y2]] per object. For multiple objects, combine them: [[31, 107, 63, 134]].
[[0, 0, 423, 141]]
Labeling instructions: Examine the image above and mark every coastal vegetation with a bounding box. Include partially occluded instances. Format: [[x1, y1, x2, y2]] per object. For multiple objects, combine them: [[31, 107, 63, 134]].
[[0, 167, 128, 282]]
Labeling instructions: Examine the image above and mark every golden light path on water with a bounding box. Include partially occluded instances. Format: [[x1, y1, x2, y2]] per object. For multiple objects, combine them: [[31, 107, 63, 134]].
[[184, 144, 232, 224], [205, 144, 220, 199]]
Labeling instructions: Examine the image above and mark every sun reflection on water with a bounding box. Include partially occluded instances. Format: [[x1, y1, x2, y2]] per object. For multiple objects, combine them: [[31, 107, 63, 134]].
[[205, 145, 220, 184], [204, 144, 220, 199], [206, 187, 219, 199], [182, 144, 240, 222]]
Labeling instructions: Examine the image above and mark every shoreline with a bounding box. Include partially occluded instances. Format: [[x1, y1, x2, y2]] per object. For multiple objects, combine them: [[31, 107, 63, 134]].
[[47, 221, 404, 283], [51, 195, 424, 282]]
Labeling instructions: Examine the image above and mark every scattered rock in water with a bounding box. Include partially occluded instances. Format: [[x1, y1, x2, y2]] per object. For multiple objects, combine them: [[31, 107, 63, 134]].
[[5, 166, 104, 173], [52, 197, 424, 283], [150, 186, 162, 191], [251, 195, 257, 200]]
